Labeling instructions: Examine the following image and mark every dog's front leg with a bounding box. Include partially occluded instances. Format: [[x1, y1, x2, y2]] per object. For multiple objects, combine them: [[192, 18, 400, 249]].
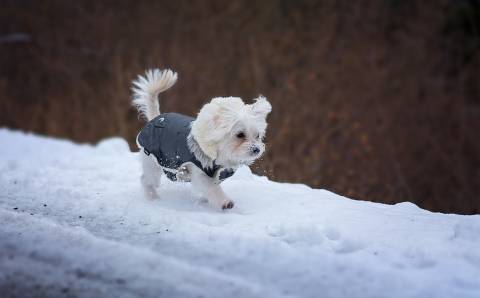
[[190, 166, 234, 210]]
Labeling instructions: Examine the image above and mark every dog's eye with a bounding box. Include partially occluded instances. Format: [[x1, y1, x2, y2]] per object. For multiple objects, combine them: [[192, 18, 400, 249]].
[[256, 133, 260, 140], [236, 132, 245, 139]]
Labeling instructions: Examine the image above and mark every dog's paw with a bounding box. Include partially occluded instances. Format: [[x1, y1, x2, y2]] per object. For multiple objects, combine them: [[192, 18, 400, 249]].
[[143, 186, 160, 200], [221, 200, 235, 210]]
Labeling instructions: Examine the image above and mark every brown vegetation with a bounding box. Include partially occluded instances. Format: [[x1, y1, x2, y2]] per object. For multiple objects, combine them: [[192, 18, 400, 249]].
[[1, 0, 479, 214]]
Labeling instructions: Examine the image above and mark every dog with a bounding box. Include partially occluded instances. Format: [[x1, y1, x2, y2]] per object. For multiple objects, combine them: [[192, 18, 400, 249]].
[[131, 69, 271, 210]]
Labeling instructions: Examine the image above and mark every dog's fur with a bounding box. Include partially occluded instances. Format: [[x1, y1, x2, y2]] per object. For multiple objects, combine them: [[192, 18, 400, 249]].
[[132, 69, 271, 210]]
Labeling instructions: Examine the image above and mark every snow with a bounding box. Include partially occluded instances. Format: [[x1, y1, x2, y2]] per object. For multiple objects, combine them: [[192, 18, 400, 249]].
[[0, 128, 479, 298]]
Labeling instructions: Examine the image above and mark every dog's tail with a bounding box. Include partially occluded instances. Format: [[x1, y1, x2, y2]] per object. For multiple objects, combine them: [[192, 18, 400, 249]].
[[132, 69, 178, 121]]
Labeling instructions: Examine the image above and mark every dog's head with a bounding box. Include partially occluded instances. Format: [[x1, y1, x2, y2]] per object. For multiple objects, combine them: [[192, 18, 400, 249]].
[[191, 96, 272, 167]]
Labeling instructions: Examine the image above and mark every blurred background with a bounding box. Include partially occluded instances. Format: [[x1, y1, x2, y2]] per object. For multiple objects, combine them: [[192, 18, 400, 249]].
[[1, 0, 479, 214]]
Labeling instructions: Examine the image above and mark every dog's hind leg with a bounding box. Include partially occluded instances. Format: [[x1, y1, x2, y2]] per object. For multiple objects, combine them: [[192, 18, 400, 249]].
[[140, 152, 162, 199]]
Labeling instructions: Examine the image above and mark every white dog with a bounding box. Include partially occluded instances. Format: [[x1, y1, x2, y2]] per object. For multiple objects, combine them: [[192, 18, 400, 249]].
[[132, 69, 271, 210]]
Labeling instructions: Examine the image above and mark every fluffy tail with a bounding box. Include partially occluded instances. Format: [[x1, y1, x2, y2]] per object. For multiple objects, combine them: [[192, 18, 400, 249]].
[[131, 69, 178, 121]]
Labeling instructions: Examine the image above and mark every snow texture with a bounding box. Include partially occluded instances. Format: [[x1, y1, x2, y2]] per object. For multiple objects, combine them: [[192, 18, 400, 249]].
[[0, 128, 479, 298]]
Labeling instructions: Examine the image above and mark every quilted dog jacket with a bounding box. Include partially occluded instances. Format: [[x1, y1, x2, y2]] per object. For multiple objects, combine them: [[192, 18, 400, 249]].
[[137, 113, 235, 182]]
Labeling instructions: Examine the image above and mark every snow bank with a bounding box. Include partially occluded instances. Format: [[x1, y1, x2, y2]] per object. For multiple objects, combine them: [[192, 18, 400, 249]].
[[0, 128, 479, 298]]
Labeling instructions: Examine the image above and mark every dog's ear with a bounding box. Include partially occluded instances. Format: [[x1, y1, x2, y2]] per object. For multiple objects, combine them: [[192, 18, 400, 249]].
[[207, 97, 245, 133], [250, 96, 272, 118], [191, 97, 245, 160]]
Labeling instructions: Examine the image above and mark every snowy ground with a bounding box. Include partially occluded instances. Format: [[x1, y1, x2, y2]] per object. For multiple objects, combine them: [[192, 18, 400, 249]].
[[0, 128, 479, 298]]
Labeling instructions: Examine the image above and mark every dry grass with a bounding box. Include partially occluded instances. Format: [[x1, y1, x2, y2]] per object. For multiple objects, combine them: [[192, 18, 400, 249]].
[[1, 0, 479, 213]]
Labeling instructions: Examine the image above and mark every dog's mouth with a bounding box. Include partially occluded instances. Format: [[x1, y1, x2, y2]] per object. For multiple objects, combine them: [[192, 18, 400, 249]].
[[239, 154, 262, 165]]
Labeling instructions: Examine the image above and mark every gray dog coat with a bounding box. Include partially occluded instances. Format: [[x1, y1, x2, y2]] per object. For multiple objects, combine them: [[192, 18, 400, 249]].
[[137, 113, 235, 182]]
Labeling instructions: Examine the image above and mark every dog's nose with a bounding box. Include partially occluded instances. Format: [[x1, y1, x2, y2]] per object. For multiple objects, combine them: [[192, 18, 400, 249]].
[[250, 146, 260, 155]]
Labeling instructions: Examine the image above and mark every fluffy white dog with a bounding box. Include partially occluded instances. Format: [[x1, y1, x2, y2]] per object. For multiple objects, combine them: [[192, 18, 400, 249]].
[[132, 69, 271, 210]]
